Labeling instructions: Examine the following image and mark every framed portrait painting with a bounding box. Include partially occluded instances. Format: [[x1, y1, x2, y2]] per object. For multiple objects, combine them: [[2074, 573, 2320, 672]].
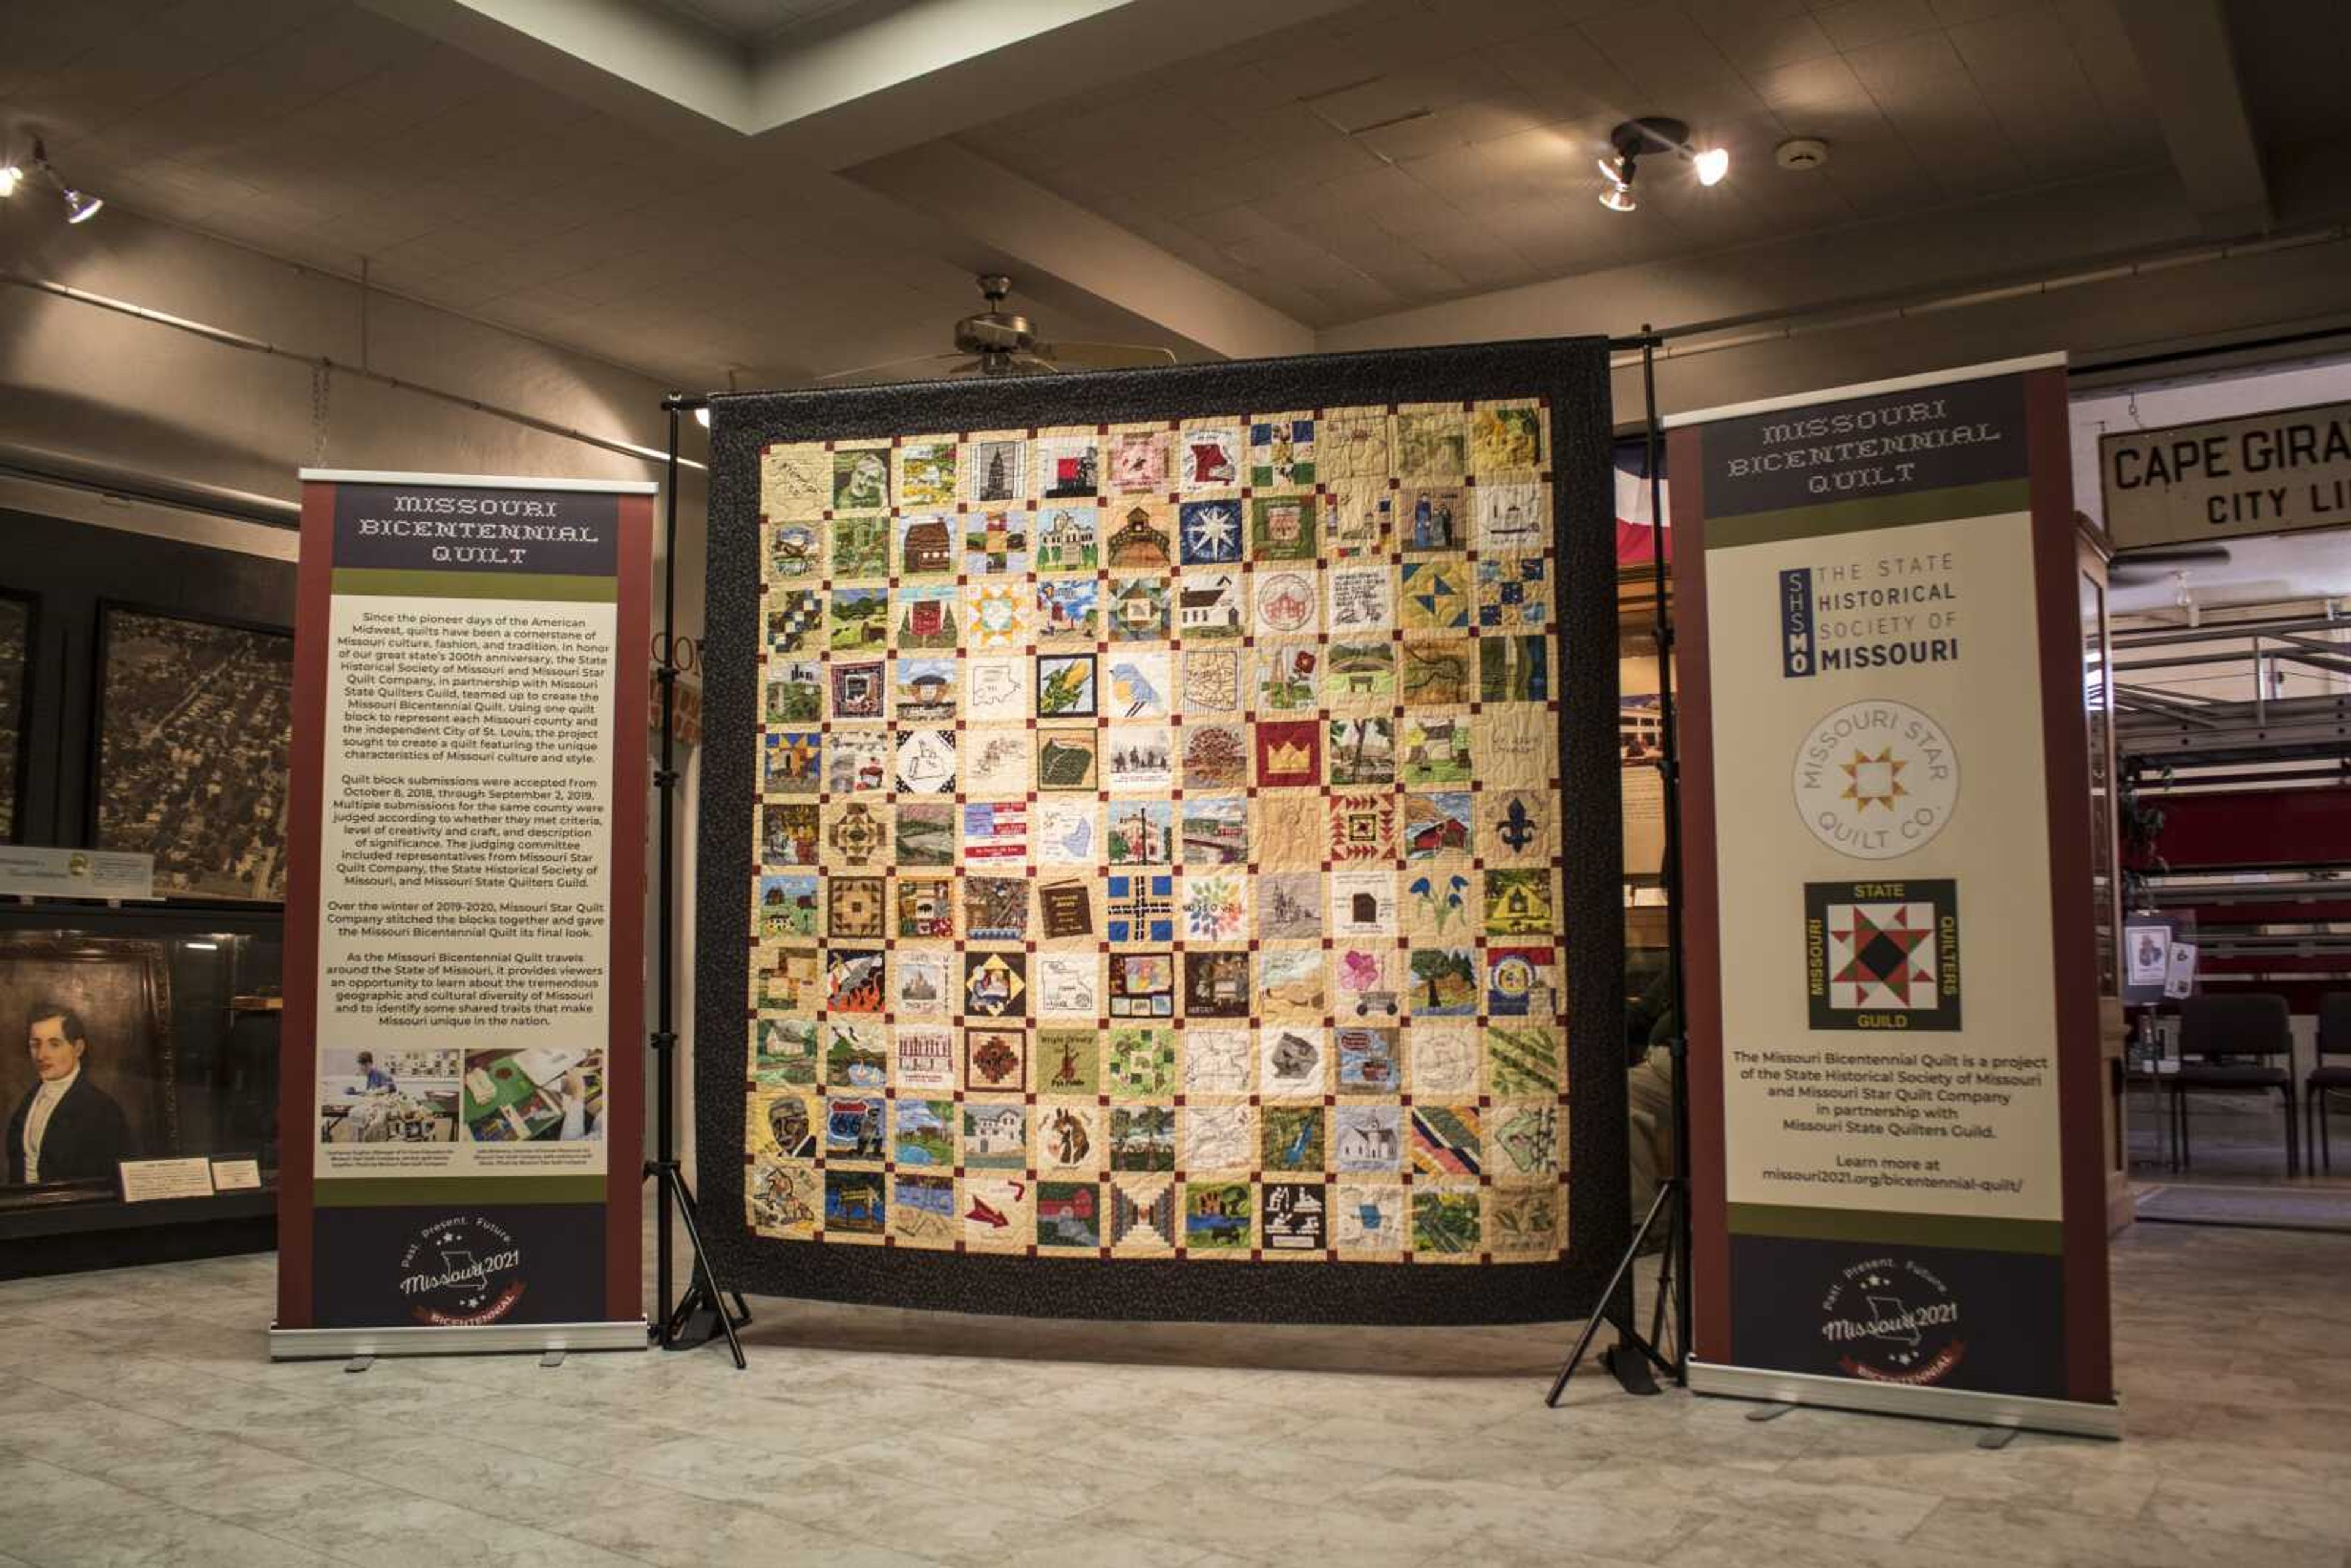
[[0, 933, 174, 1193]]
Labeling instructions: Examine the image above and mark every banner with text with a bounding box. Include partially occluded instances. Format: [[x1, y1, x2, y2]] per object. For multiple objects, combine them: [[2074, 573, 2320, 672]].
[[276, 471, 650, 1343], [1673, 357, 2115, 1432]]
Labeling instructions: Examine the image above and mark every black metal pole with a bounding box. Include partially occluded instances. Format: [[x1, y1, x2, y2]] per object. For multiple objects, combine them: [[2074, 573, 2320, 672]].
[[1643, 330, 1694, 1384], [1547, 1179, 1677, 1406], [653, 401, 680, 1341]]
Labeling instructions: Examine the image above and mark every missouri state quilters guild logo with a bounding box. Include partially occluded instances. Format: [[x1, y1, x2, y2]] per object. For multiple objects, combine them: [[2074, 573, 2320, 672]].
[[1804, 878, 1962, 1031], [1792, 699, 1958, 860], [1819, 1256, 1965, 1385], [397, 1215, 527, 1326]]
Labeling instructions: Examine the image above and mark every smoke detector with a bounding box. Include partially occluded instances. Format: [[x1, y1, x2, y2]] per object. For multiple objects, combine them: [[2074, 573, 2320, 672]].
[[1775, 137, 1830, 171]]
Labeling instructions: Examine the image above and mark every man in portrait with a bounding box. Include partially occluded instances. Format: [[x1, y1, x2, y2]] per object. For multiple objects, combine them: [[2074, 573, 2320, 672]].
[[9, 1003, 131, 1184]]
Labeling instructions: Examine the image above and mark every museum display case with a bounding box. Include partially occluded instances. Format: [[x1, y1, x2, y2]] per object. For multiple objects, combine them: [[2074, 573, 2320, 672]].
[[0, 902, 282, 1275], [0, 508, 293, 1278]]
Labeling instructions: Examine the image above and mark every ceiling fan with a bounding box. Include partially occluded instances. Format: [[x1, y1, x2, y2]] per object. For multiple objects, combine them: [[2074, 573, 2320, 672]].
[[814, 273, 1178, 385], [2109, 542, 2232, 583]]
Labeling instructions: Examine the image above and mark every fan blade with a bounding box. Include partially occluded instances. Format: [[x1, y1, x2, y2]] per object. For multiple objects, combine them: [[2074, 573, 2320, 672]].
[[2111, 544, 2232, 568], [814, 351, 968, 385], [1034, 339, 1179, 369], [2111, 544, 2233, 583]]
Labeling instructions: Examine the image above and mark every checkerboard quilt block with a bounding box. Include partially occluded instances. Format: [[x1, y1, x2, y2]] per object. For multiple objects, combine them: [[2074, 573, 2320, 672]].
[[740, 401, 1573, 1277]]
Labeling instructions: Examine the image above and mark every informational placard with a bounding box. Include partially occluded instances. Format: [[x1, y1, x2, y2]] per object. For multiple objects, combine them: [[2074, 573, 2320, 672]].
[[119, 1155, 215, 1202], [1675, 356, 2115, 1433], [2101, 399, 2351, 548], [273, 471, 651, 1353], [1619, 658, 1665, 876], [2162, 942, 2198, 1000], [2120, 917, 2175, 1007], [0, 846, 154, 900]]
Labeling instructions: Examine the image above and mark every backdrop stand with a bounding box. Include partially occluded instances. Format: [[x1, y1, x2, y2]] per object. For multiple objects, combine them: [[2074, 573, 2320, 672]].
[[1548, 329, 1693, 1406], [653, 394, 750, 1366]]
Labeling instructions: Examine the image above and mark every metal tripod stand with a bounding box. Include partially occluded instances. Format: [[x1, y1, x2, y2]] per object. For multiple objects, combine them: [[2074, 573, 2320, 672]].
[[1548, 330, 1692, 1405], [649, 395, 751, 1366]]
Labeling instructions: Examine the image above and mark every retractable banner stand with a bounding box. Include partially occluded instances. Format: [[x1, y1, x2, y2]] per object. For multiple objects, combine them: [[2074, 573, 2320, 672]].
[[1675, 356, 2118, 1435], [272, 471, 651, 1357]]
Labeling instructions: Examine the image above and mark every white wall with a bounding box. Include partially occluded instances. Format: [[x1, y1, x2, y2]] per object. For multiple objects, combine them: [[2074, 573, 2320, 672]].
[[1, 203, 708, 643]]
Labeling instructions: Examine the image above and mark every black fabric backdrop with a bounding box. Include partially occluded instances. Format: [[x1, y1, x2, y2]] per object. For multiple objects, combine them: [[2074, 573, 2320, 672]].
[[694, 340, 1628, 1322]]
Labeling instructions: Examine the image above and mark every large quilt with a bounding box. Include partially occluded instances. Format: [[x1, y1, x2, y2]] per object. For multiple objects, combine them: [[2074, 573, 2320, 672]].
[[699, 345, 1625, 1322]]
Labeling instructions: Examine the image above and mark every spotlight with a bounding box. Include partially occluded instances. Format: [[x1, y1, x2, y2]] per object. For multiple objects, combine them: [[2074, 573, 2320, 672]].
[[694, 406, 710, 429], [1597, 165, 1637, 214], [26, 138, 101, 226], [0, 163, 20, 199], [1596, 117, 1729, 211]]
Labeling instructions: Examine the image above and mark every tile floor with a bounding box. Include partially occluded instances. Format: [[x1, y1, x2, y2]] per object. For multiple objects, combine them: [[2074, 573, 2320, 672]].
[[1, 1222, 2347, 1567]]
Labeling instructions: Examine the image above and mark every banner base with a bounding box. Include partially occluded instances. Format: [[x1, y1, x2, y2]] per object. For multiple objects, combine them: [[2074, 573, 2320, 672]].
[[268, 1319, 649, 1362], [1688, 1360, 2120, 1439]]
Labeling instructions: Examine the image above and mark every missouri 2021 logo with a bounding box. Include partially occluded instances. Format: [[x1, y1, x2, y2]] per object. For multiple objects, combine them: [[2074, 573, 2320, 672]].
[[1803, 878, 1961, 1031], [1819, 1255, 1965, 1385], [397, 1215, 527, 1326]]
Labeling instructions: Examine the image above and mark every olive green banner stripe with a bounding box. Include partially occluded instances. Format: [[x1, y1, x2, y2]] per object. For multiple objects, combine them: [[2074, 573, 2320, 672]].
[[1704, 478, 2033, 550], [330, 568, 617, 601], [1729, 1202, 2062, 1255], [316, 1175, 607, 1207]]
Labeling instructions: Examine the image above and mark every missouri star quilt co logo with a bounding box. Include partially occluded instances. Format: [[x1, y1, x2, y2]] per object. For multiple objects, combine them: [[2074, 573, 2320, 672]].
[[1791, 699, 1957, 860], [1803, 878, 1961, 1031]]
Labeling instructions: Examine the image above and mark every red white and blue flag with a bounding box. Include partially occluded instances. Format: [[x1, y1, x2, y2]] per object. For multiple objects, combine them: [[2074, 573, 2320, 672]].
[[1614, 438, 1671, 569]]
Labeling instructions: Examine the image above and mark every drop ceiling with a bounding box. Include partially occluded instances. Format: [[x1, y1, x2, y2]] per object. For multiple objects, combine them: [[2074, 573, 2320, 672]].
[[645, 0, 888, 47], [2, 0, 2346, 390]]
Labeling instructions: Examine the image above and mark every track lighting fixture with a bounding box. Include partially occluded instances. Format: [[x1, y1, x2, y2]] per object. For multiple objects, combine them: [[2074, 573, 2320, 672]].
[[9, 139, 103, 225], [1596, 151, 1637, 213], [1595, 117, 1728, 212]]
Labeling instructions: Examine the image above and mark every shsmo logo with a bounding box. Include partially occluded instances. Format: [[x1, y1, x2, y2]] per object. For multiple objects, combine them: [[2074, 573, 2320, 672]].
[[396, 1215, 527, 1326], [1792, 699, 1957, 860], [1819, 1256, 1964, 1385], [1778, 568, 1816, 677]]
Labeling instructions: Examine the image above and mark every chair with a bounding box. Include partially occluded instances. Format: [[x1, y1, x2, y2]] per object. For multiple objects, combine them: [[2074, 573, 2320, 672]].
[[2170, 992, 2298, 1176], [2309, 992, 2351, 1172]]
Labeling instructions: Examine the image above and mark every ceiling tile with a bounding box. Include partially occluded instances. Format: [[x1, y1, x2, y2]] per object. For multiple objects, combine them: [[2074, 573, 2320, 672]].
[[1701, 9, 1843, 72], [1843, 31, 1969, 95], [1924, 0, 2046, 23], [1812, 0, 1943, 51]]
